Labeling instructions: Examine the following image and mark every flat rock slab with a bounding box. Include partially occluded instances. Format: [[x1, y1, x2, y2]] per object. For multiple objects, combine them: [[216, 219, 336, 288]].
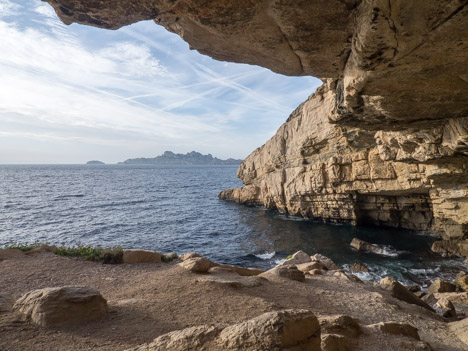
[[448, 318, 468, 347], [14, 286, 107, 327], [371, 322, 420, 341], [123, 249, 162, 264]]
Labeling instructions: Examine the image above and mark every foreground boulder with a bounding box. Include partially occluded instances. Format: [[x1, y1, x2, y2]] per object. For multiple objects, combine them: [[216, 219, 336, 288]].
[[122, 249, 161, 264], [13, 286, 107, 327], [127, 309, 321, 351], [179, 257, 217, 273], [263, 265, 305, 282], [310, 254, 339, 271], [319, 315, 361, 338], [280, 250, 311, 266], [380, 277, 434, 312]]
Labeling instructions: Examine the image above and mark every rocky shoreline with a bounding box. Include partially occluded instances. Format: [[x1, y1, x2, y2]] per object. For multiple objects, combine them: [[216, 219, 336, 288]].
[[1, 246, 467, 350]]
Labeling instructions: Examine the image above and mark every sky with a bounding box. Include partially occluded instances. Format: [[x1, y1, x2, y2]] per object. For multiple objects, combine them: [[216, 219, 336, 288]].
[[0, 0, 321, 164]]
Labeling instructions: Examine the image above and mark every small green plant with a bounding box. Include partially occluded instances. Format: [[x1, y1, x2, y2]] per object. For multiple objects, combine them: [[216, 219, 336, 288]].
[[53, 245, 123, 264], [1, 240, 42, 252], [161, 252, 178, 263], [286, 255, 292, 259]]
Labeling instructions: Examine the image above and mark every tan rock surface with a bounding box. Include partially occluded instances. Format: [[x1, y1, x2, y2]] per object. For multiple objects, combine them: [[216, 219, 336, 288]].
[[0, 293, 13, 313], [371, 321, 420, 341], [427, 280, 456, 295], [1, 253, 467, 350], [178, 257, 217, 273], [263, 265, 305, 282], [127, 309, 321, 351], [380, 277, 434, 312], [13, 286, 107, 327], [448, 318, 468, 347], [122, 250, 162, 264]]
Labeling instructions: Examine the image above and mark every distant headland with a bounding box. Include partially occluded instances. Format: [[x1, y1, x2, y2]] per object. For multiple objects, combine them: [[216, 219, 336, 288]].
[[118, 151, 243, 165], [86, 160, 105, 165]]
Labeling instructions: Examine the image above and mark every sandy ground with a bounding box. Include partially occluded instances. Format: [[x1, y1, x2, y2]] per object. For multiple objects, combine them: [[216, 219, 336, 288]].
[[0, 252, 466, 351]]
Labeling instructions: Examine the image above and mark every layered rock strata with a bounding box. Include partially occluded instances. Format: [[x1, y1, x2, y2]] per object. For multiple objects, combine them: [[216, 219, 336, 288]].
[[221, 83, 468, 242], [43, 1, 468, 243]]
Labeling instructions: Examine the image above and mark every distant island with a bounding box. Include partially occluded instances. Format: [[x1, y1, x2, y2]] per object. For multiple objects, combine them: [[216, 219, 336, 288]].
[[119, 151, 242, 165], [86, 160, 105, 165]]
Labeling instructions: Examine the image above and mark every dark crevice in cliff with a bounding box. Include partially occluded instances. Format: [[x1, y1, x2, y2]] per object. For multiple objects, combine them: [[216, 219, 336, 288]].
[[355, 194, 434, 232]]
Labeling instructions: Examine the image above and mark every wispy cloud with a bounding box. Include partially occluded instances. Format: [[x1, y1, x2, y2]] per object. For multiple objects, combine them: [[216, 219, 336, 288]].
[[0, 0, 320, 163]]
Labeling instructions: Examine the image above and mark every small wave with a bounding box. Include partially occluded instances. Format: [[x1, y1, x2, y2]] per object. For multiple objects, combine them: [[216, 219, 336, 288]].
[[377, 245, 400, 257], [409, 268, 439, 274], [54, 194, 85, 200], [254, 251, 276, 260], [274, 258, 286, 266]]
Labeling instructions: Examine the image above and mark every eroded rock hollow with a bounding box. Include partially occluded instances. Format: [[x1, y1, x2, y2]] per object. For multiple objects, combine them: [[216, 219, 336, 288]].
[[44, 1, 468, 250]]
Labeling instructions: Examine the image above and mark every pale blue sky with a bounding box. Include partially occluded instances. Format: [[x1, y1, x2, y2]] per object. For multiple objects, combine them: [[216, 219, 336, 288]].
[[0, 0, 320, 164]]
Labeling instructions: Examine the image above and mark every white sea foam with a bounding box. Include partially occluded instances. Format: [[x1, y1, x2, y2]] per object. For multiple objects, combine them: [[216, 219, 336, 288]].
[[274, 258, 286, 265], [254, 251, 276, 260]]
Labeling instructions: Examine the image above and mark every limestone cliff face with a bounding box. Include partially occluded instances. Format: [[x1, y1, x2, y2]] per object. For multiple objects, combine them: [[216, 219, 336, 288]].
[[44, 1, 468, 243], [220, 83, 468, 242]]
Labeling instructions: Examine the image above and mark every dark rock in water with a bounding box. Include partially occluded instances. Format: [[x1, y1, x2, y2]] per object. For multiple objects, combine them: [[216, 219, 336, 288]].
[[431, 240, 468, 263], [350, 262, 370, 273], [350, 238, 385, 255], [120, 151, 242, 165], [86, 160, 105, 165]]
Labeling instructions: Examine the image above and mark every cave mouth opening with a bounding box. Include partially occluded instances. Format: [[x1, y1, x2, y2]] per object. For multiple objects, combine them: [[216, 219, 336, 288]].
[[354, 193, 434, 232]]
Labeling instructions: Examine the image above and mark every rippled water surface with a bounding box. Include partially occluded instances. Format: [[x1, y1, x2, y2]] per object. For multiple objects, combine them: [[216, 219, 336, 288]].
[[1, 164, 465, 286]]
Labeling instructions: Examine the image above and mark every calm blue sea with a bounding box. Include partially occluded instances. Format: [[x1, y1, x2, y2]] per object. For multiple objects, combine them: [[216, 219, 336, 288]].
[[0, 164, 466, 286]]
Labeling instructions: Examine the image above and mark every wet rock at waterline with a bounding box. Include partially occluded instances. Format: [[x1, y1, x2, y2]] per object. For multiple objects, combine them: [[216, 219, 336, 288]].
[[350, 262, 370, 273], [427, 280, 456, 294], [13, 286, 107, 327]]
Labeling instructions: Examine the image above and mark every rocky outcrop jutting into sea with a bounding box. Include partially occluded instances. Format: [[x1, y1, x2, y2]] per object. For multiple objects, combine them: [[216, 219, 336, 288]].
[[43, 0, 468, 252]]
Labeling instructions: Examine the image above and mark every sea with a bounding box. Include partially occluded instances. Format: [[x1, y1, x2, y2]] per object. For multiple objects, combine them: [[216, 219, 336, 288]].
[[1, 164, 466, 287]]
